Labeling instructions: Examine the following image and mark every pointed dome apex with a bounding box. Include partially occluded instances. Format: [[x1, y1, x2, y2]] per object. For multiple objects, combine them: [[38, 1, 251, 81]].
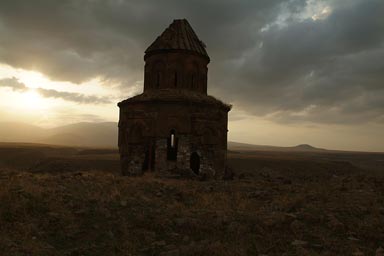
[[145, 19, 209, 60]]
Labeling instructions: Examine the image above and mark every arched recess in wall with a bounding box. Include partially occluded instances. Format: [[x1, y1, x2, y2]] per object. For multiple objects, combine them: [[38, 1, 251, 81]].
[[202, 66, 208, 92], [190, 61, 200, 90], [171, 63, 182, 88], [183, 59, 199, 90], [152, 60, 165, 89], [142, 149, 150, 171]]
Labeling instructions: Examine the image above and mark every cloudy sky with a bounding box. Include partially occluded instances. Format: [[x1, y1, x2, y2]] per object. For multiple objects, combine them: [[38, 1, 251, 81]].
[[0, 0, 383, 151]]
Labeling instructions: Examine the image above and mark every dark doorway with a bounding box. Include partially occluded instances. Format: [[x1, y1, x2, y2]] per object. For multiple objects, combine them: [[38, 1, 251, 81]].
[[190, 152, 200, 175], [142, 143, 156, 171], [142, 150, 149, 171]]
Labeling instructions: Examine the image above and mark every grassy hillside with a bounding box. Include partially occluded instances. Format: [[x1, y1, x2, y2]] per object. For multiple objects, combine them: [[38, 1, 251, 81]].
[[1, 168, 384, 255], [0, 143, 384, 255]]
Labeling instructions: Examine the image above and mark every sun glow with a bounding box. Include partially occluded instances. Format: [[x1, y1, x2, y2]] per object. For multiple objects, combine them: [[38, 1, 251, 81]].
[[0, 65, 119, 127], [20, 89, 48, 110], [18, 70, 47, 89]]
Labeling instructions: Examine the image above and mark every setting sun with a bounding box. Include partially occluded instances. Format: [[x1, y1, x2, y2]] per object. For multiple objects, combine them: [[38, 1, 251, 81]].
[[20, 89, 47, 110], [18, 70, 47, 89]]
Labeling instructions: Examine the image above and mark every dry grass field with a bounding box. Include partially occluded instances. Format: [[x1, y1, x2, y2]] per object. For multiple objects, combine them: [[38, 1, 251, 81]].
[[0, 143, 383, 255]]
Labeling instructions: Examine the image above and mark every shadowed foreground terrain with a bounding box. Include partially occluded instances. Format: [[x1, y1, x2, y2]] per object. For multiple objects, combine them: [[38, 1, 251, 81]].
[[0, 143, 384, 255]]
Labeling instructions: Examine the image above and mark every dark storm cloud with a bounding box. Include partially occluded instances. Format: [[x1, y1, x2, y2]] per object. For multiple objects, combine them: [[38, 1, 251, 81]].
[[216, 0, 384, 124], [0, 0, 284, 84], [0, 0, 383, 124], [0, 77, 111, 104]]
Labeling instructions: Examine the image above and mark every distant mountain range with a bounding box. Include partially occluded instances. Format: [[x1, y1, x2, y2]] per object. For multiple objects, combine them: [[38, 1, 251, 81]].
[[0, 121, 327, 151], [0, 122, 118, 148], [228, 141, 326, 152]]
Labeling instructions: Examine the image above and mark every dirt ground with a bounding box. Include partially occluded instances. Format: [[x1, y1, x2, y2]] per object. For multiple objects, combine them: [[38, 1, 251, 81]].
[[0, 143, 383, 255]]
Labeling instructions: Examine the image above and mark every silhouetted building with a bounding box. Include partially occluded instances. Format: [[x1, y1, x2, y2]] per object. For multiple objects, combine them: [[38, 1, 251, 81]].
[[118, 19, 231, 178]]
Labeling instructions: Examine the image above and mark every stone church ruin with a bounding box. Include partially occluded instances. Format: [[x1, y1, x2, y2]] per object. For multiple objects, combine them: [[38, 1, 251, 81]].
[[118, 19, 231, 178]]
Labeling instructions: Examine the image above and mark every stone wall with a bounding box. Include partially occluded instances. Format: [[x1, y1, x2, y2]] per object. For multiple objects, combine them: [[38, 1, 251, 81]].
[[144, 52, 209, 94], [118, 98, 229, 179]]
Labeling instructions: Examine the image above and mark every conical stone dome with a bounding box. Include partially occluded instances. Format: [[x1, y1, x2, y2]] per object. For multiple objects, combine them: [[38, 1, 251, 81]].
[[145, 19, 209, 60]]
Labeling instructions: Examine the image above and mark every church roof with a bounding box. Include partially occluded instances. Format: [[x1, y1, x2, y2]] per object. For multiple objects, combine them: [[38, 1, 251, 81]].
[[118, 90, 231, 111], [145, 19, 209, 60]]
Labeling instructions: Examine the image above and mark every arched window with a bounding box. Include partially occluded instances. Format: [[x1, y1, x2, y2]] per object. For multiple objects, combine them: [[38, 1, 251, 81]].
[[167, 129, 178, 161]]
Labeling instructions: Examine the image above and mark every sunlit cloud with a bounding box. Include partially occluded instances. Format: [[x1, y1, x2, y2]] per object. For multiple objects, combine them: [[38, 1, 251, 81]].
[[0, 77, 112, 104], [260, 0, 333, 32], [311, 6, 332, 20], [36, 87, 112, 104], [0, 77, 28, 91]]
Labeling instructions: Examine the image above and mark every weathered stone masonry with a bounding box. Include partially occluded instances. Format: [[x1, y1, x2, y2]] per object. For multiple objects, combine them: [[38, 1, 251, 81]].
[[118, 19, 231, 178]]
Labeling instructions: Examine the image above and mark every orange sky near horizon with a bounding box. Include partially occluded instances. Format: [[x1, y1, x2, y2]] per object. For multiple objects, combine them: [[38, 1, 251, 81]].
[[0, 66, 383, 152]]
